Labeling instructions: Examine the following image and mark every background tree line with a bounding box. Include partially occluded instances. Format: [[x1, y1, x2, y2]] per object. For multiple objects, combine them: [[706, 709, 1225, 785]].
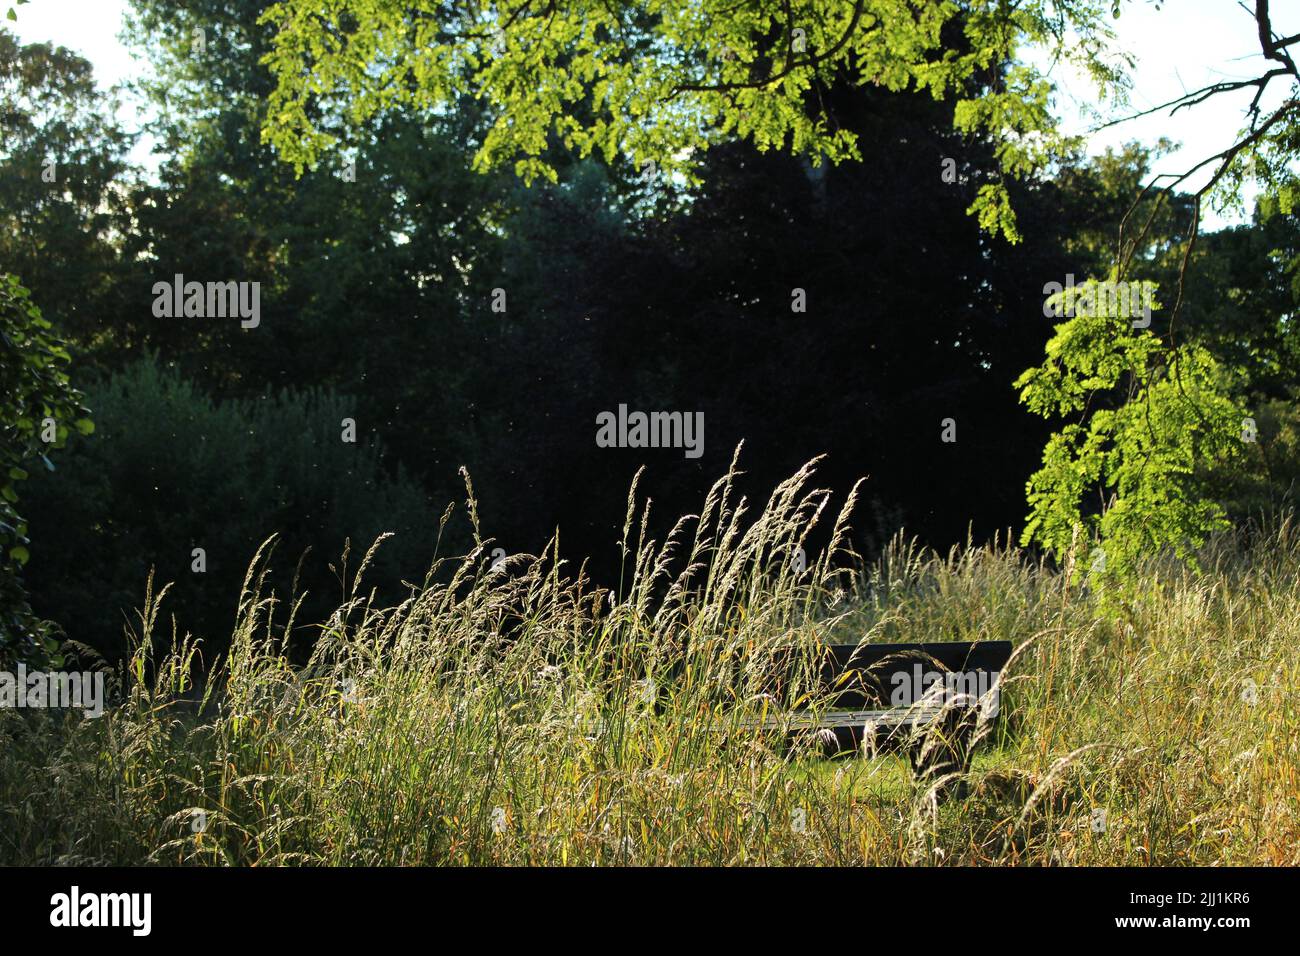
[[1, 0, 1296, 664]]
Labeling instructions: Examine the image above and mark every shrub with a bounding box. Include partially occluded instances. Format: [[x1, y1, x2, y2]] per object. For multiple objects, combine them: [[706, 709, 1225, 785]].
[[1205, 398, 1300, 524], [22, 356, 436, 661]]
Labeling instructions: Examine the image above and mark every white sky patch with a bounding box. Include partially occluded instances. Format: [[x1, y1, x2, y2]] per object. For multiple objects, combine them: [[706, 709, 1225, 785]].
[[1025, 0, 1297, 228]]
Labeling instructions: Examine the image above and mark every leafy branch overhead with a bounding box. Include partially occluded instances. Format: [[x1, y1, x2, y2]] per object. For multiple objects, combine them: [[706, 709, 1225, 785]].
[[1016, 279, 1246, 579], [259, 0, 1132, 242]]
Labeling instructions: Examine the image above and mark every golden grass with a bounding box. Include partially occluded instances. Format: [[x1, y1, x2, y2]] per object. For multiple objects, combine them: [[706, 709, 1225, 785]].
[[2, 454, 1296, 865]]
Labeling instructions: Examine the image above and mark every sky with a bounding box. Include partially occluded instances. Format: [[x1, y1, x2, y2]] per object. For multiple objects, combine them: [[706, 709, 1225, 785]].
[[7, 0, 1297, 228]]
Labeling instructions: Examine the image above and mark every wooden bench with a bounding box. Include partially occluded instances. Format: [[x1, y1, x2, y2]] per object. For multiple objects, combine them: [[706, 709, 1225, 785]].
[[765, 640, 1013, 792]]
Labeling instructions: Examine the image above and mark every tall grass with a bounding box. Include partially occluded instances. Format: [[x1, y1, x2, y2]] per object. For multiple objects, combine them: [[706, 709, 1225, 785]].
[[2, 456, 1297, 865]]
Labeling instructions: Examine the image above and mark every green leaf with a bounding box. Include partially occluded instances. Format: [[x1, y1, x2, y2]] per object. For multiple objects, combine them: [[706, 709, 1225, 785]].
[[9, 545, 29, 565]]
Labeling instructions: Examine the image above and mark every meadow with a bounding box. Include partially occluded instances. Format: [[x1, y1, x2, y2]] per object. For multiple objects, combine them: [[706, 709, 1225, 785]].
[[2, 458, 1296, 866]]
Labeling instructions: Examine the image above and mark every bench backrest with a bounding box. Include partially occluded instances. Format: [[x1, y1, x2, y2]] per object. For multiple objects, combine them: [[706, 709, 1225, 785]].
[[817, 640, 1013, 710]]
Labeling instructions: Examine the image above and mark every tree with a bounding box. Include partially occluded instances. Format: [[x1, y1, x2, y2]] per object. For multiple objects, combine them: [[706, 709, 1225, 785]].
[[0, 29, 136, 351], [0, 274, 92, 666], [258, 0, 1131, 242], [115, 0, 511, 497]]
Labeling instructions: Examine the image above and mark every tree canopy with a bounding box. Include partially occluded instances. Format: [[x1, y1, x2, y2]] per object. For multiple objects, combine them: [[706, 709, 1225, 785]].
[[259, 0, 1132, 241]]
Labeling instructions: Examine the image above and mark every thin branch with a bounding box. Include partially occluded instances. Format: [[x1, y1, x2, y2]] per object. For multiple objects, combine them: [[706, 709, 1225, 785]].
[[1257, 0, 1299, 78], [672, 0, 869, 95], [1090, 69, 1288, 132]]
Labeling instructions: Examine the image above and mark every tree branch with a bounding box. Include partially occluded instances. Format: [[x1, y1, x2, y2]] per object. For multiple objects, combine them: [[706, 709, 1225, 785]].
[[671, 0, 869, 95]]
